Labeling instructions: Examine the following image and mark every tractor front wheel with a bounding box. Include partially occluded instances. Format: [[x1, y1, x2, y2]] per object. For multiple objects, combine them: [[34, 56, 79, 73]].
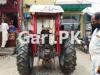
[[17, 44, 33, 75], [59, 39, 76, 74]]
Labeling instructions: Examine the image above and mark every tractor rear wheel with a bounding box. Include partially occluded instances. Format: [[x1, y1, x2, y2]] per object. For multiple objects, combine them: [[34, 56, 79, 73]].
[[17, 44, 33, 75], [59, 39, 76, 74]]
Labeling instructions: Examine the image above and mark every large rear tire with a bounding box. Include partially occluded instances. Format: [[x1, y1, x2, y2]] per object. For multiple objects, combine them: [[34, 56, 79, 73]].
[[17, 44, 33, 75], [59, 39, 76, 74]]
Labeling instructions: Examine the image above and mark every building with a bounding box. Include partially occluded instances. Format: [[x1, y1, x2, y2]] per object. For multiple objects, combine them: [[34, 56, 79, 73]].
[[56, 0, 91, 38], [0, 0, 22, 47], [24, 0, 54, 5]]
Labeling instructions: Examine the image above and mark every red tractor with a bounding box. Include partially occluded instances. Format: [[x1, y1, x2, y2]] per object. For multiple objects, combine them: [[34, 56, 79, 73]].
[[16, 5, 76, 75]]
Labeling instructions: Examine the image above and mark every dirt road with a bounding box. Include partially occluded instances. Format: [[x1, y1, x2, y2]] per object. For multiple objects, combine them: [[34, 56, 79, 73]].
[[0, 50, 91, 75]]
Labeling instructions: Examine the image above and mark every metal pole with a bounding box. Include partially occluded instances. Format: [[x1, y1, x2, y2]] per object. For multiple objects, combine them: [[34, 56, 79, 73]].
[[32, 15, 37, 54], [55, 13, 61, 56], [18, 0, 23, 32]]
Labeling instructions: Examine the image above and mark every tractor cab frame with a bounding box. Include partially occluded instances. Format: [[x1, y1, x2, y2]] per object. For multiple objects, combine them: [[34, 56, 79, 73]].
[[29, 5, 64, 55]]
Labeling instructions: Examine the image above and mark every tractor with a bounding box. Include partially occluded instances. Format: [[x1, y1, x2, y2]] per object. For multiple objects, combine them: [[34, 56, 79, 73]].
[[16, 5, 76, 75]]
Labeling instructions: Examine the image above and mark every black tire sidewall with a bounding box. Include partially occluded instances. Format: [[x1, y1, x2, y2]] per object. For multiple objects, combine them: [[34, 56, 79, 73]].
[[59, 39, 76, 74]]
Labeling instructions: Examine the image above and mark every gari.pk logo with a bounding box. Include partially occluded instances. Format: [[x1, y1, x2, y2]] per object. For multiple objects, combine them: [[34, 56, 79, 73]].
[[18, 31, 80, 44]]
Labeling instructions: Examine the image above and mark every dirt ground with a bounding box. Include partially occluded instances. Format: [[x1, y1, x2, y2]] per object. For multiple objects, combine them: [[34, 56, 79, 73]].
[[0, 50, 91, 75]]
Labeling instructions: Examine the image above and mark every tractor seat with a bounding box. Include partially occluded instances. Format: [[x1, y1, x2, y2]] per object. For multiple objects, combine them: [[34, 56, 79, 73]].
[[41, 30, 50, 44]]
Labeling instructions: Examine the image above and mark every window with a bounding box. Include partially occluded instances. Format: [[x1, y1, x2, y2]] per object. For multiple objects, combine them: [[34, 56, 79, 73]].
[[61, 15, 80, 31]]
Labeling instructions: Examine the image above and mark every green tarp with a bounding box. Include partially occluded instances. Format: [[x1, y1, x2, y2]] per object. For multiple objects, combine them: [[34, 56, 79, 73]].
[[60, 4, 91, 11]]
